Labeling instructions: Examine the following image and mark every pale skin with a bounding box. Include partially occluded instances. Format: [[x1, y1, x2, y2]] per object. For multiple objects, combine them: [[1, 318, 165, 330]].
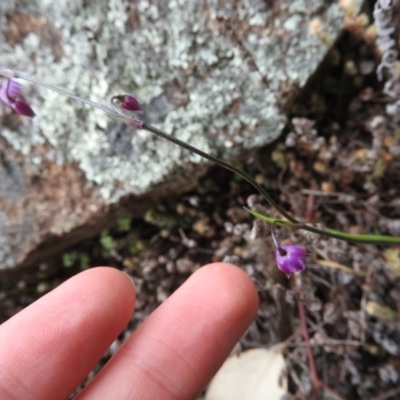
[[0, 263, 258, 400]]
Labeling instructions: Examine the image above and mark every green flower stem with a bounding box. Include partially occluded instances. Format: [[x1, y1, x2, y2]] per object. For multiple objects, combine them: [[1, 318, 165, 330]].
[[324, 228, 400, 244], [140, 128, 400, 244], [3, 68, 399, 245], [246, 208, 400, 244]]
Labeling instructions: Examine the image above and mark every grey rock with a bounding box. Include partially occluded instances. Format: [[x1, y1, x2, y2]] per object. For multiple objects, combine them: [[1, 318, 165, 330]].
[[0, 0, 361, 269]]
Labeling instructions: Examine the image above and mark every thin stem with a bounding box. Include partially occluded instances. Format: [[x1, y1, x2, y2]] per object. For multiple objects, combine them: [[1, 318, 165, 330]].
[[246, 208, 400, 244], [11, 71, 123, 121], [270, 222, 281, 250], [144, 124, 400, 244], [0, 67, 15, 79], [270, 221, 293, 254], [293, 275, 347, 400], [142, 123, 298, 223], [2, 67, 399, 245]]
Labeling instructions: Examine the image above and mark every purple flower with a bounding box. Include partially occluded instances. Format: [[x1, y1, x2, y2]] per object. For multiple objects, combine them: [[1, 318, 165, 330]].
[[275, 244, 307, 278], [0, 79, 35, 118], [0, 80, 21, 105], [13, 99, 36, 118], [119, 94, 142, 112]]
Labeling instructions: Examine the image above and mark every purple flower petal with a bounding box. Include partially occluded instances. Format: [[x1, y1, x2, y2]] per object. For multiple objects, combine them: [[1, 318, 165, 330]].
[[0, 80, 23, 106], [6, 80, 22, 98], [1, 79, 35, 117], [0, 80, 18, 106], [275, 244, 307, 278], [120, 94, 142, 112], [284, 245, 307, 259], [13, 99, 36, 118]]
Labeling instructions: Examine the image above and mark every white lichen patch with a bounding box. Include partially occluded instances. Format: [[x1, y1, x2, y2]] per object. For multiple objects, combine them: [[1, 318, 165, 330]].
[[0, 0, 358, 204]]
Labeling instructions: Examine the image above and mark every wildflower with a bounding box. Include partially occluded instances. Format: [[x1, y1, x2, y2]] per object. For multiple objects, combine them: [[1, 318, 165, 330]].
[[0, 79, 35, 117], [275, 244, 307, 278], [113, 94, 142, 112]]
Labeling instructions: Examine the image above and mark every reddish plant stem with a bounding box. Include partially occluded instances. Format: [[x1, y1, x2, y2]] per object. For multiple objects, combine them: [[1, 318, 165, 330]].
[[294, 274, 319, 399], [293, 274, 347, 400]]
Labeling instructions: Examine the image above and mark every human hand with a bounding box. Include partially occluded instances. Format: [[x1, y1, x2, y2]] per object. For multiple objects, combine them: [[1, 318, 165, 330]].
[[0, 263, 258, 399]]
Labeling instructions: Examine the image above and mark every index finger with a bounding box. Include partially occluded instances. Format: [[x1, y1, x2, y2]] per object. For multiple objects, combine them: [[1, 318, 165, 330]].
[[78, 263, 259, 400], [0, 267, 135, 400]]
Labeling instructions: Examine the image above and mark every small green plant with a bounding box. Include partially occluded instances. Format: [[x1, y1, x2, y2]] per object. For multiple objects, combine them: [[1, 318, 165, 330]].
[[79, 253, 90, 270], [62, 252, 75, 268], [117, 217, 131, 232], [100, 230, 114, 258]]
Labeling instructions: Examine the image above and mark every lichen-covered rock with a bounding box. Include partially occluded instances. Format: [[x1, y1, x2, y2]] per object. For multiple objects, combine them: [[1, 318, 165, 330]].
[[0, 0, 361, 269]]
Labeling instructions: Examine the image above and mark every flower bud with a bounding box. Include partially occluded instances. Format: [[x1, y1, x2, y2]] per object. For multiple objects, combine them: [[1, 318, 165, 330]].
[[13, 99, 36, 118], [118, 94, 142, 112]]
